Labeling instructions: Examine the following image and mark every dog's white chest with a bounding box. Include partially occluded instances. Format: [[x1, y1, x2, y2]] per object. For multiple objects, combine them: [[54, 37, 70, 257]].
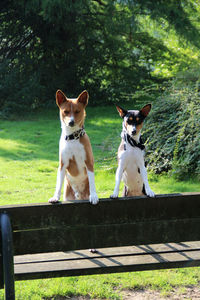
[[120, 145, 144, 194], [60, 137, 86, 169], [60, 137, 88, 196], [119, 144, 144, 166]]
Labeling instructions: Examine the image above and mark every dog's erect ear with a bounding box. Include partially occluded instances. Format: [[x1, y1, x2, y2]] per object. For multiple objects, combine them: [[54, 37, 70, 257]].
[[56, 90, 67, 107], [77, 90, 89, 106], [116, 105, 127, 118], [140, 104, 151, 118]]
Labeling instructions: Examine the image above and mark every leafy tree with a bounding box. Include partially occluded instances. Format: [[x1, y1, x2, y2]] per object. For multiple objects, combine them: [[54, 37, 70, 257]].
[[0, 0, 200, 115]]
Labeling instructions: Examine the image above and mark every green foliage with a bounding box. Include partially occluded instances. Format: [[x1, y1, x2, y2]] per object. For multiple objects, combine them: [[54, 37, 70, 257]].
[[1, 0, 200, 115], [0, 58, 44, 116], [143, 67, 200, 179]]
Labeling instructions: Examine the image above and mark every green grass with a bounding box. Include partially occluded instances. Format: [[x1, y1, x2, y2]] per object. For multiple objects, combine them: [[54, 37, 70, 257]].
[[0, 106, 200, 299], [9, 268, 200, 300]]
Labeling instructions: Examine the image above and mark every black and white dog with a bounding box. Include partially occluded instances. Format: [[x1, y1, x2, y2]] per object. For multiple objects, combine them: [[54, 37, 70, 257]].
[[110, 104, 155, 198]]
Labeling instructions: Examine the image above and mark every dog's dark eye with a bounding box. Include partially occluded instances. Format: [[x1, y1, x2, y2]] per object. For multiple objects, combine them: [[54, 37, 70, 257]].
[[64, 110, 69, 115], [75, 110, 80, 114], [136, 117, 143, 125], [127, 117, 134, 124]]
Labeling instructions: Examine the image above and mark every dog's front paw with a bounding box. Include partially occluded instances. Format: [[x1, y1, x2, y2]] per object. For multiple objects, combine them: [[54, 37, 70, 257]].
[[110, 194, 118, 199], [110, 191, 119, 199], [89, 193, 99, 205], [145, 187, 155, 198], [48, 196, 60, 203]]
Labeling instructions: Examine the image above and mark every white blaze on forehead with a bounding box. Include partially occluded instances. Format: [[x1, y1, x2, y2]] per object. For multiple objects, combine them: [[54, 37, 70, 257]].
[[127, 109, 139, 114], [67, 98, 76, 101], [70, 103, 74, 121], [63, 103, 74, 126]]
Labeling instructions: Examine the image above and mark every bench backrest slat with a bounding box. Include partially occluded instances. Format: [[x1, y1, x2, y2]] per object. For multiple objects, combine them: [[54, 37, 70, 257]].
[[12, 217, 200, 255], [0, 193, 200, 255]]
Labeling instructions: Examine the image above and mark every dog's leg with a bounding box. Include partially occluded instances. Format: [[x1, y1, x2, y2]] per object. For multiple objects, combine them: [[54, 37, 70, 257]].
[[49, 165, 66, 203], [63, 178, 75, 201], [86, 168, 99, 255], [110, 160, 125, 198], [140, 164, 155, 197], [87, 170, 99, 205], [81, 135, 99, 205]]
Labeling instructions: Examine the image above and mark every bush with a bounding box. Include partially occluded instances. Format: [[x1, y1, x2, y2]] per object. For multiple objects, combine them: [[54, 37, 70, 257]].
[[0, 58, 46, 118], [143, 68, 200, 179]]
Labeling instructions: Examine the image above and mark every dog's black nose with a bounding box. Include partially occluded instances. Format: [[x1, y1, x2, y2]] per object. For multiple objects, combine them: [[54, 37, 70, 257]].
[[132, 129, 136, 135], [68, 120, 74, 127]]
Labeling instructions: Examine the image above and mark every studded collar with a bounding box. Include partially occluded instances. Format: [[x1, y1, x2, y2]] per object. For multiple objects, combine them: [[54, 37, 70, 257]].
[[65, 127, 85, 141]]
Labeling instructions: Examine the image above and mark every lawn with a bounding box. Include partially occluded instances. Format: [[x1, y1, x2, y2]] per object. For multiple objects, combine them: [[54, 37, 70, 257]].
[[0, 106, 199, 299]]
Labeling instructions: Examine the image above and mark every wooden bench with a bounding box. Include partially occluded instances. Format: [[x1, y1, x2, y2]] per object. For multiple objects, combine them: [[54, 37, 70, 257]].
[[1, 192, 200, 299]]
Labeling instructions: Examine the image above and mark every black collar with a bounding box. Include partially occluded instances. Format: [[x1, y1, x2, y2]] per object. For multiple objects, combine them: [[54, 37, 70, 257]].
[[124, 133, 145, 150], [65, 127, 85, 141]]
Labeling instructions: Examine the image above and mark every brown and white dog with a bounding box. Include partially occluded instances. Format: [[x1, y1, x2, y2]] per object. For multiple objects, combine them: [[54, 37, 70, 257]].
[[49, 90, 99, 205], [110, 104, 155, 198]]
